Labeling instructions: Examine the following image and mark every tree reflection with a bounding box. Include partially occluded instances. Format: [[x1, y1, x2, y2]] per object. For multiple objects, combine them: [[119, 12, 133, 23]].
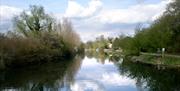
[[116, 59, 180, 91], [85, 50, 122, 64], [85, 50, 108, 64], [0, 55, 84, 91]]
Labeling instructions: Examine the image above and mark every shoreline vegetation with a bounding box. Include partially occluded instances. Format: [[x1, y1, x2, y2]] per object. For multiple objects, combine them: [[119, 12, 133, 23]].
[[85, 0, 180, 68], [0, 5, 84, 69], [130, 54, 180, 69]]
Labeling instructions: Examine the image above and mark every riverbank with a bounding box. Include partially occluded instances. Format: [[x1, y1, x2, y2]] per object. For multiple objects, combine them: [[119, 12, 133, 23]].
[[0, 6, 85, 70], [130, 54, 180, 69]]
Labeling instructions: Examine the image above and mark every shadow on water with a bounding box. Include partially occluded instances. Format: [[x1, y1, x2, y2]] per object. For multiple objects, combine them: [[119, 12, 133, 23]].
[[0, 55, 85, 91], [116, 59, 180, 91]]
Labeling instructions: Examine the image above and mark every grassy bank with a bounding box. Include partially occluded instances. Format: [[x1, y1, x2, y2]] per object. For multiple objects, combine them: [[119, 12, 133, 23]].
[[131, 54, 180, 68]]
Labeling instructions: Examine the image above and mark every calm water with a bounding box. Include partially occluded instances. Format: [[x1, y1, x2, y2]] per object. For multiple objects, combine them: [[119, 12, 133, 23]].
[[0, 55, 180, 91]]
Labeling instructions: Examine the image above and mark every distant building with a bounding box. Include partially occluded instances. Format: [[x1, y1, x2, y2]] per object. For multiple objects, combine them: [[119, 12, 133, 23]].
[[108, 43, 112, 49]]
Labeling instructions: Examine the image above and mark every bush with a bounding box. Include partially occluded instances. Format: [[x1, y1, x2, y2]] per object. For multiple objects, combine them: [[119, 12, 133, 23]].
[[0, 6, 84, 69]]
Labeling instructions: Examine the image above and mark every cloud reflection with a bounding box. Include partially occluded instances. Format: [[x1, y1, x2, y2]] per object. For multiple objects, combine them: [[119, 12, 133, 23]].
[[71, 57, 136, 91]]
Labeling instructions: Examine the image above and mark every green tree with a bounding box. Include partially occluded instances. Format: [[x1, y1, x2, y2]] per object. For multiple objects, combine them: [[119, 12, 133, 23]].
[[14, 5, 54, 37]]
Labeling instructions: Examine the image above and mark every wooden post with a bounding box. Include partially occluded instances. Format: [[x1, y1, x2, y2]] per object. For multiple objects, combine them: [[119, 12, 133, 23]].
[[161, 48, 165, 63]]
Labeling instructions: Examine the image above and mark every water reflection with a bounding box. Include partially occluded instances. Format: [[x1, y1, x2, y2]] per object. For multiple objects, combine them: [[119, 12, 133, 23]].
[[0, 55, 84, 91], [116, 59, 180, 91], [72, 57, 137, 91], [85, 50, 122, 64], [0, 52, 180, 91], [85, 50, 108, 64]]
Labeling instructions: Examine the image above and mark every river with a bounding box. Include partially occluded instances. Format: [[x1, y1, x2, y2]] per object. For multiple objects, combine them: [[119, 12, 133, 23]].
[[0, 54, 180, 91]]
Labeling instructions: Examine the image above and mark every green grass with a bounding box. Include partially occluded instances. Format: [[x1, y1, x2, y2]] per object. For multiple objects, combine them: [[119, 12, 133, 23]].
[[136, 54, 180, 67], [163, 57, 180, 65]]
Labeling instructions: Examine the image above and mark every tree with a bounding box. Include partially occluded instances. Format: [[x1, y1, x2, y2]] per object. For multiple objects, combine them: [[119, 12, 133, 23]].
[[14, 5, 54, 37], [157, 0, 180, 53]]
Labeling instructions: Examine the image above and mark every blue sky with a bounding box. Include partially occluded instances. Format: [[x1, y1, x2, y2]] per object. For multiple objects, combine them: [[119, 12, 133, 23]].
[[0, 0, 171, 42]]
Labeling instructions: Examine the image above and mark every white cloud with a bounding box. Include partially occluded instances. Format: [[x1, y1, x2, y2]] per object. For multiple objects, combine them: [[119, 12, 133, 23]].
[[64, 0, 170, 24], [65, 0, 84, 17], [0, 5, 22, 21], [80, 0, 102, 17], [97, 0, 171, 24], [61, 0, 171, 42], [64, 0, 102, 18]]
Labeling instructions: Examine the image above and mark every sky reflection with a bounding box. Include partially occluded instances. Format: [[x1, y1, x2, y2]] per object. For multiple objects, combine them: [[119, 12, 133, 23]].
[[71, 57, 137, 91]]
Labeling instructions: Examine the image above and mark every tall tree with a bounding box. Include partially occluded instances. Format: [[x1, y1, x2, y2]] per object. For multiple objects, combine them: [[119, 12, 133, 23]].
[[13, 5, 54, 37]]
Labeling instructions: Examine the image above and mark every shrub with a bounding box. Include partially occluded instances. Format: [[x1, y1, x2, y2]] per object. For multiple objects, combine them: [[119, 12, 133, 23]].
[[0, 6, 84, 69]]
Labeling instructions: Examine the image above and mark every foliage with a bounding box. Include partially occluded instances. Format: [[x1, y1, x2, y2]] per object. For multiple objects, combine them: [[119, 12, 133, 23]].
[[112, 0, 180, 55], [0, 5, 84, 69], [85, 35, 111, 51], [14, 5, 54, 37]]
